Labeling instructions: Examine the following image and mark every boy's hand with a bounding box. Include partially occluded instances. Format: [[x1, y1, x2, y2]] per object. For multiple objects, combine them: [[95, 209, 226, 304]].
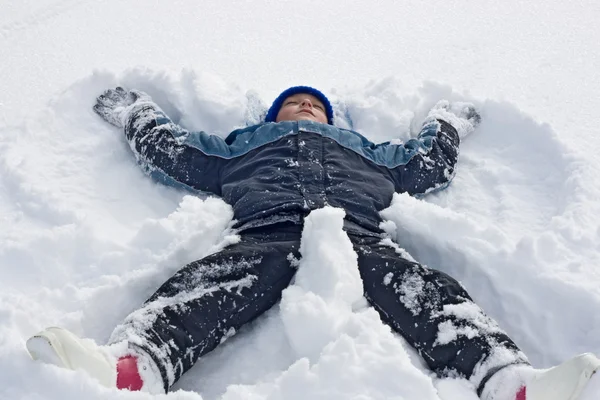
[[427, 100, 481, 139], [93, 87, 152, 128]]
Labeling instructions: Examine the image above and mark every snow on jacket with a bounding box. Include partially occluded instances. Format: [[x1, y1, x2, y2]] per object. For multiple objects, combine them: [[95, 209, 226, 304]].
[[123, 102, 461, 233]]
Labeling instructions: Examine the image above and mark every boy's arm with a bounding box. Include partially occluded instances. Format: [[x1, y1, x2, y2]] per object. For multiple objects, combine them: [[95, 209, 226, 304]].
[[94, 87, 228, 196], [385, 101, 480, 196]]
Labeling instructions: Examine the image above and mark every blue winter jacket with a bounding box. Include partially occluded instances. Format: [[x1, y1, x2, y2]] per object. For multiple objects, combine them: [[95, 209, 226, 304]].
[[123, 103, 460, 234]]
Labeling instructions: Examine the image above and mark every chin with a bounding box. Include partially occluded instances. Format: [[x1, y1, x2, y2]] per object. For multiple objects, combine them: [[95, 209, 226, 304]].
[[296, 115, 323, 123]]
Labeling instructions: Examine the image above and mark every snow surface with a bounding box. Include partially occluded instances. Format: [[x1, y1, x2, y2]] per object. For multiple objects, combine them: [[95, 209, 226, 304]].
[[2, 1, 600, 399]]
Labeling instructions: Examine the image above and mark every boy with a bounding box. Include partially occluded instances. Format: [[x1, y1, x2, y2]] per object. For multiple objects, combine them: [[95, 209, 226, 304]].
[[27, 86, 600, 399]]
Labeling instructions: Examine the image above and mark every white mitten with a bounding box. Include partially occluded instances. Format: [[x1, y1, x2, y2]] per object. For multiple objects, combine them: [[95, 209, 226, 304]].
[[93, 87, 153, 128], [427, 100, 481, 139]]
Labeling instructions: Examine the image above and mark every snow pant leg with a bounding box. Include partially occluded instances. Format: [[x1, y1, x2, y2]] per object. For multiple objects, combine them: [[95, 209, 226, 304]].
[[349, 234, 529, 392], [110, 223, 302, 392]]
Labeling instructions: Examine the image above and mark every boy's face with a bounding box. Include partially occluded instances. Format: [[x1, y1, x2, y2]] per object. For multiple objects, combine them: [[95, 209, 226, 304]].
[[275, 93, 328, 124]]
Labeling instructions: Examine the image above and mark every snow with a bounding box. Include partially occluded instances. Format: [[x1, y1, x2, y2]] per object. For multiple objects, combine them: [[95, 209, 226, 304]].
[[1, 1, 600, 399]]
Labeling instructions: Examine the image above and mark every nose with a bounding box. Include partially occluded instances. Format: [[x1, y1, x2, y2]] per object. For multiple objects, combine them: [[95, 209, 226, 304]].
[[300, 98, 313, 108]]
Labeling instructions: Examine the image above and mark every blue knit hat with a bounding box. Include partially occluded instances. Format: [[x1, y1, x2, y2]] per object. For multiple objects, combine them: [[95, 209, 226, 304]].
[[265, 86, 334, 125]]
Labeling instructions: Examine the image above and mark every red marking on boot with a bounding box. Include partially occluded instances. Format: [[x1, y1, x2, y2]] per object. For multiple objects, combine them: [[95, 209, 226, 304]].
[[516, 386, 526, 400], [116, 355, 143, 391]]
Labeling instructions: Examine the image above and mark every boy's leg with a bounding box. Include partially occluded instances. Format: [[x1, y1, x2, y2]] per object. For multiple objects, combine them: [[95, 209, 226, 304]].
[[110, 223, 302, 392], [350, 234, 529, 394]]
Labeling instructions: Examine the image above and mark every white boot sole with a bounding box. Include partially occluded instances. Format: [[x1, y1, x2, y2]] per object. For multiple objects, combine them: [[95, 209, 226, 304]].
[[26, 327, 116, 388], [528, 353, 600, 400], [26, 330, 71, 369], [567, 354, 600, 400]]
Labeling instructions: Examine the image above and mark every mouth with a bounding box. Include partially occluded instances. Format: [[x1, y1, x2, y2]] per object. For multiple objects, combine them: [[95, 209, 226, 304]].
[[297, 109, 315, 117]]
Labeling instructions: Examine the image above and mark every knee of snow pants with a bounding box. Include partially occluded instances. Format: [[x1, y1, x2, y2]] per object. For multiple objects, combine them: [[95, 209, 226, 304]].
[[349, 234, 529, 389], [110, 222, 303, 391]]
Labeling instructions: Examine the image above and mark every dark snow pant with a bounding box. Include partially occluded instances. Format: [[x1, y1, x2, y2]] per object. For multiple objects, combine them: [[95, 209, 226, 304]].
[[113, 222, 527, 394]]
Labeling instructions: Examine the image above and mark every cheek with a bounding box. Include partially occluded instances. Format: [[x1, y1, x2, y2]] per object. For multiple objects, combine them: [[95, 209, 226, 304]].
[[276, 107, 293, 122], [317, 111, 328, 123]]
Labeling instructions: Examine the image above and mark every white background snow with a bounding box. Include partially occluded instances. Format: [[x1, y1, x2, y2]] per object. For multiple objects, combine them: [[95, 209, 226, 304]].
[[1, 0, 600, 399]]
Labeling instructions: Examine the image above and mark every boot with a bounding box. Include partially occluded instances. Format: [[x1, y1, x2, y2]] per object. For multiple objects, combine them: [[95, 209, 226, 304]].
[[26, 327, 153, 392], [482, 353, 600, 400]]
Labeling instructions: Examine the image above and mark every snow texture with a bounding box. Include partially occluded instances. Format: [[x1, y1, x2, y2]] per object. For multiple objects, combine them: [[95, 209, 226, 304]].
[[2, 1, 600, 399]]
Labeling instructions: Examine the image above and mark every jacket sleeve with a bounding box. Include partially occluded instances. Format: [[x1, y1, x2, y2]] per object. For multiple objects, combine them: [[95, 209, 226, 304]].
[[385, 119, 460, 196], [122, 102, 230, 196]]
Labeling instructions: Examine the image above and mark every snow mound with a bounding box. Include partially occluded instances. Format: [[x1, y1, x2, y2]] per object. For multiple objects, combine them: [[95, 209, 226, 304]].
[[2, 69, 600, 400]]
